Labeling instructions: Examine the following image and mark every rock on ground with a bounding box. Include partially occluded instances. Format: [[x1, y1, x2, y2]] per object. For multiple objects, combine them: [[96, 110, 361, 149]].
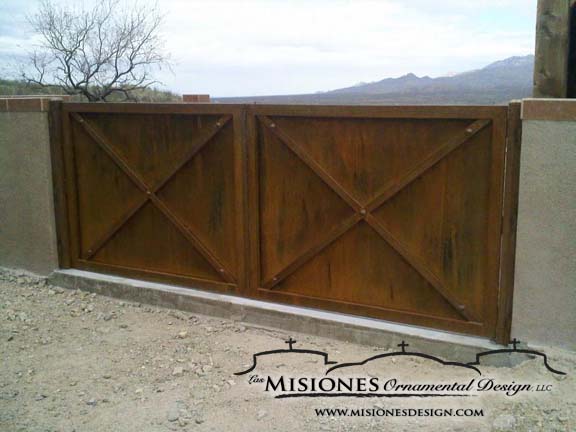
[[0, 268, 575, 431]]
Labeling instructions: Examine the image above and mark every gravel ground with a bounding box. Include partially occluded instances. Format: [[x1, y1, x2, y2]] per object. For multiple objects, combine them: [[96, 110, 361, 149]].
[[1, 268, 575, 432]]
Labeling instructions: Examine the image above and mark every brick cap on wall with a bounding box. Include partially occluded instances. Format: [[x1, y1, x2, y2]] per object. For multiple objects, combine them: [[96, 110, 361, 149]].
[[0, 96, 70, 112], [182, 94, 210, 103], [522, 98, 576, 121]]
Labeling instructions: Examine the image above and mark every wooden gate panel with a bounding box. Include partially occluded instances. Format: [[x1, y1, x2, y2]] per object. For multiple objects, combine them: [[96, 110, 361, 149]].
[[373, 125, 494, 322], [157, 121, 238, 274], [78, 113, 224, 187], [56, 103, 517, 341], [71, 118, 145, 256], [93, 201, 222, 280], [62, 104, 245, 292], [249, 106, 508, 338], [268, 117, 472, 203], [258, 121, 355, 282], [276, 222, 464, 321]]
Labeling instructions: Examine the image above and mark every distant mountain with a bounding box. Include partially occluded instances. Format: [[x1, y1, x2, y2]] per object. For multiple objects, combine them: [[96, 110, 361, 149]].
[[215, 55, 534, 105], [327, 72, 435, 95]]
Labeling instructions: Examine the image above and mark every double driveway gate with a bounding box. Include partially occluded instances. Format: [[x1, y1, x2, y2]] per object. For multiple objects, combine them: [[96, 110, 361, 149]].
[[50, 102, 521, 343]]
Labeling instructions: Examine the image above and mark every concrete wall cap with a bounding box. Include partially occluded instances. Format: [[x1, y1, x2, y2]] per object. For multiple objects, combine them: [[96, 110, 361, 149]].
[[522, 98, 576, 121], [0, 96, 70, 112]]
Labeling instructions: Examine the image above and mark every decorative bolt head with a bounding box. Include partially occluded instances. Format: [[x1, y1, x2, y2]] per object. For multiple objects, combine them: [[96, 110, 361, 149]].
[[458, 304, 465, 310], [216, 122, 221, 127], [360, 209, 367, 215], [270, 123, 276, 128], [272, 277, 278, 281], [466, 128, 473, 133], [219, 268, 225, 273], [146, 191, 152, 195]]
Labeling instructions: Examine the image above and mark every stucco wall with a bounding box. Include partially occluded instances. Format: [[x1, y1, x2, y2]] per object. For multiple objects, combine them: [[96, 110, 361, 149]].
[[0, 105, 59, 275], [511, 100, 576, 351], [1, 97, 575, 350]]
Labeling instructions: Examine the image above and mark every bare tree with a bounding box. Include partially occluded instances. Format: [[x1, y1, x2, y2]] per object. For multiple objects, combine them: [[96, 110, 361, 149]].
[[22, 0, 169, 101]]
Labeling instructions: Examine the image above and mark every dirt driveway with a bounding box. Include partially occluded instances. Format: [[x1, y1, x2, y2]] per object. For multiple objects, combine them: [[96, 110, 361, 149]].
[[1, 269, 575, 432]]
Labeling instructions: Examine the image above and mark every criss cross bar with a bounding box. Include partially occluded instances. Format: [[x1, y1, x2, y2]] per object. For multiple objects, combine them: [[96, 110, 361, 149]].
[[259, 116, 362, 212], [259, 116, 490, 322], [364, 214, 477, 322], [365, 119, 491, 212], [261, 213, 363, 289], [72, 112, 235, 284]]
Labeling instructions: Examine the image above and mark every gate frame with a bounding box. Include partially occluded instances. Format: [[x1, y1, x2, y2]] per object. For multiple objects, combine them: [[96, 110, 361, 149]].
[[496, 101, 522, 344], [48, 101, 522, 344], [49, 101, 249, 296], [245, 104, 511, 340]]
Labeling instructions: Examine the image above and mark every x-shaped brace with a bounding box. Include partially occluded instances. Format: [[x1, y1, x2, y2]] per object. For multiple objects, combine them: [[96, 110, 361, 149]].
[[72, 112, 235, 284], [259, 115, 490, 322]]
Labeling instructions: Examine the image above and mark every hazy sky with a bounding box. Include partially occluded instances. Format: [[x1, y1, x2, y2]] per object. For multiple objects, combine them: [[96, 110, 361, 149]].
[[0, 0, 537, 97]]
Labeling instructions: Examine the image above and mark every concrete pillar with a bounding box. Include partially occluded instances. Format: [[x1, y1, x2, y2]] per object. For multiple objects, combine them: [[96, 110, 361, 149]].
[[511, 98, 576, 350], [0, 97, 61, 275]]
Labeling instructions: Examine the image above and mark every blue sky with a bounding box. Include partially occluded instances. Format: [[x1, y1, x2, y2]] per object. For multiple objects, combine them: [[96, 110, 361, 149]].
[[0, 0, 537, 97]]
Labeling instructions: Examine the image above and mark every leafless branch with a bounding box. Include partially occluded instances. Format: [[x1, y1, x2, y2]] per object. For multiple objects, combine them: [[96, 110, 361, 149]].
[[21, 0, 169, 101]]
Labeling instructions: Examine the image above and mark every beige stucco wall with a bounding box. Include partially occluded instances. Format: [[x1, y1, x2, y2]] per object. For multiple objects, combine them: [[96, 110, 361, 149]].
[[0, 110, 59, 275], [1, 97, 574, 351], [511, 115, 576, 351]]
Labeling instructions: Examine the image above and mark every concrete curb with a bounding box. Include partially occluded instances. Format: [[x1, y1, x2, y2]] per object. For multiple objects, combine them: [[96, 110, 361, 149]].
[[48, 269, 503, 363]]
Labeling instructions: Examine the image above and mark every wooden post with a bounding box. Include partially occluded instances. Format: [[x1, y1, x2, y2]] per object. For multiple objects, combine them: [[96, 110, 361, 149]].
[[568, 1, 576, 97], [48, 99, 72, 268], [533, 0, 571, 98], [495, 101, 522, 345]]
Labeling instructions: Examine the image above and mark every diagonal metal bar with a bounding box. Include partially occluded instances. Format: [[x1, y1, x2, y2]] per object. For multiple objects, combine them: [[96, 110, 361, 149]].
[[259, 115, 363, 212], [80, 114, 231, 261], [150, 196, 236, 283], [72, 113, 150, 193], [257, 116, 488, 320], [152, 115, 231, 191], [83, 195, 149, 260], [366, 119, 491, 213], [364, 214, 478, 322], [71, 113, 235, 283], [263, 213, 363, 289]]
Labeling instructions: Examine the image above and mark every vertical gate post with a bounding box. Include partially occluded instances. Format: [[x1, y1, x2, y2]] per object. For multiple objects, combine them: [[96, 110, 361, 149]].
[[48, 100, 72, 269], [495, 101, 523, 344], [244, 105, 261, 299], [568, 0, 576, 97]]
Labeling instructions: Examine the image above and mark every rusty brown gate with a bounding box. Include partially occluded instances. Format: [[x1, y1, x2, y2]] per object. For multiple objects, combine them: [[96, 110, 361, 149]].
[[51, 102, 521, 342]]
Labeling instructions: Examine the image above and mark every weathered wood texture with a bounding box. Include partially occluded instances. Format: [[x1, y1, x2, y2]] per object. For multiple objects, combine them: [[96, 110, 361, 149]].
[[496, 102, 522, 344], [533, 0, 572, 98], [58, 103, 518, 341], [49, 100, 72, 268], [59, 103, 246, 293], [248, 105, 507, 338], [568, 0, 576, 97]]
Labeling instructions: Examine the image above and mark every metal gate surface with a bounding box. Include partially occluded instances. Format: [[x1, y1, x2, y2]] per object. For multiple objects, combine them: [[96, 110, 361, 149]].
[[51, 102, 520, 342]]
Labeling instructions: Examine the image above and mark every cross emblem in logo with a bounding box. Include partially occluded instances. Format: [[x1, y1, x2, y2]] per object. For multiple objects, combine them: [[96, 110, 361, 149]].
[[285, 337, 297, 350], [397, 340, 409, 353], [510, 338, 521, 350]]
